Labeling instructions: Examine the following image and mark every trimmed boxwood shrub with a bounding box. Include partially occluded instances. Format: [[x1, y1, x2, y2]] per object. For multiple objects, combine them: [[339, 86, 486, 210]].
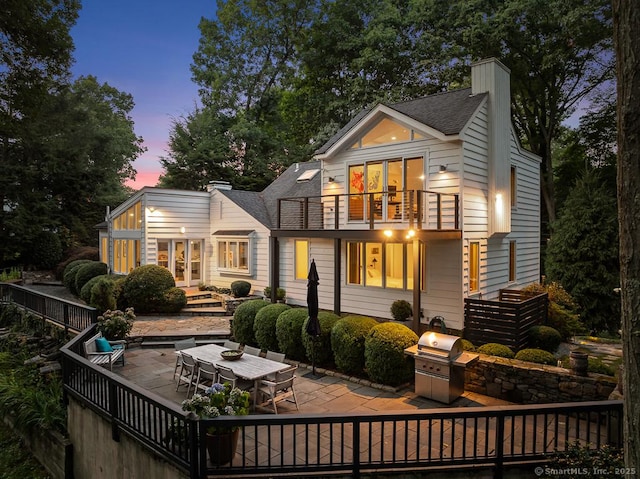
[[460, 339, 476, 351], [477, 343, 515, 359], [302, 311, 340, 366], [390, 300, 412, 321], [264, 286, 286, 301], [75, 262, 108, 296], [365, 322, 418, 386], [63, 260, 94, 295], [331, 315, 379, 375], [121, 265, 176, 313], [515, 348, 556, 365], [254, 303, 291, 352], [529, 325, 562, 353], [275, 308, 307, 361], [158, 287, 187, 313], [233, 299, 269, 345], [231, 280, 252, 298]]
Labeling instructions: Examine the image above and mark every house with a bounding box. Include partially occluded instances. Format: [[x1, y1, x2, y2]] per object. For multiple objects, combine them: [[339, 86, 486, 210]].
[[101, 58, 540, 334]]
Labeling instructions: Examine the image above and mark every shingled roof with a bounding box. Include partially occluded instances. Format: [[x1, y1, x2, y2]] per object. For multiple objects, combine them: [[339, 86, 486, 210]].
[[216, 161, 321, 229], [315, 88, 487, 155]]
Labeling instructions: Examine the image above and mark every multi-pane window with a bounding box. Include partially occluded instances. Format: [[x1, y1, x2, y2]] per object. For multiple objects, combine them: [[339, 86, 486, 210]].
[[113, 201, 142, 230], [469, 242, 480, 293], [347, 241, 423, 290], [348, 157, 424, 222], [113, 239, 140, 274], [295, 240, 309, 279], [218, 239, 250, 272]]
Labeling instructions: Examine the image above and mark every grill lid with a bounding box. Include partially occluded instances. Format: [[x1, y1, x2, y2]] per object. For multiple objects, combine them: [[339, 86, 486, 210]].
[[417, 332, 463, 360]]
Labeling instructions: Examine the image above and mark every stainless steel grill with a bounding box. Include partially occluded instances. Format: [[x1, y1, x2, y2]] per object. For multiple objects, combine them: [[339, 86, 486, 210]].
[[405, 331, 479, 404]]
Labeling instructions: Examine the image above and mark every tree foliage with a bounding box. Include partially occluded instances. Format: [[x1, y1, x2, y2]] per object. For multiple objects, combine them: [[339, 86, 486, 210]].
[[0, 1, 143, 266], [545, 171, 620, 333]]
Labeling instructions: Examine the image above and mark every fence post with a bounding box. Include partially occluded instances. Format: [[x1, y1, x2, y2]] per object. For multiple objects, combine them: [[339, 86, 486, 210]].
[[494, 413, 504, 479], [109, 380, 120, 442], [352, 418, 360, 479], [63, 303, 69, 335], [190, 418, 201, 479]]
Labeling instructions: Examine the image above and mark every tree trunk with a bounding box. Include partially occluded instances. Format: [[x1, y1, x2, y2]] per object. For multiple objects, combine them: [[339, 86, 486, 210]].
[[613, 0, 640, 473]]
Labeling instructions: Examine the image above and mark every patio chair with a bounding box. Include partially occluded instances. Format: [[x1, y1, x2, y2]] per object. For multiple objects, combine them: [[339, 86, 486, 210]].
[[173, 337, 197, 380], [194, 360, 217, 395], [265, 350, 285, 362], [243, 345, 261, 356], [223, 340, 240, 350], [257, 365, 299, 414], [176, 353, 197, 396], [216, 365, 254, 391]]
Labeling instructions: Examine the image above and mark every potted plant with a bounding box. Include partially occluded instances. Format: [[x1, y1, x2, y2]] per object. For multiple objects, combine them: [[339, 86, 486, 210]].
[[181, 382, 250, 465], [96, 307, 135, 340]]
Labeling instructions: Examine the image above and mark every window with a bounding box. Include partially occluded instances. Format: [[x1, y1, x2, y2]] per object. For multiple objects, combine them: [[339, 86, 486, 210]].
[[218, 238, 250, 273], [510, 166, 517, 208], [294, 240, 309, 279], [350, 117, 423, 149], [347, 240, 423, 290], [509, 241, 516, 282], [348, 157, 425, 222], [113, 201, 142, 230], [469, 242, 480, 293], [113, 239, 140, 274]]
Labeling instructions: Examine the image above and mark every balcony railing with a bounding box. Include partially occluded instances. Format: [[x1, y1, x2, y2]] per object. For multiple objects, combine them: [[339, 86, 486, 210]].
[[277, 189, 460, 231]]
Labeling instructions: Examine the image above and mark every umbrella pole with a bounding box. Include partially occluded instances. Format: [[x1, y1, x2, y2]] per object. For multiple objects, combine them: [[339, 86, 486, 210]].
[[312, 337, 316, 376]]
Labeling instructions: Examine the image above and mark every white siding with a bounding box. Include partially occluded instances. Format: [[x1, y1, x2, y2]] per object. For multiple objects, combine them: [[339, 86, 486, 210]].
[[207, 193, 271, 296]]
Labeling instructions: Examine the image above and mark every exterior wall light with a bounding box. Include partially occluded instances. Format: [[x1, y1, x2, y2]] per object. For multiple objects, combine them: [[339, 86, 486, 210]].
[[180, 226, 186, 234], [383, 229, 393, 238], [328, 177, 335, 183], [439, 165, 447, 173]]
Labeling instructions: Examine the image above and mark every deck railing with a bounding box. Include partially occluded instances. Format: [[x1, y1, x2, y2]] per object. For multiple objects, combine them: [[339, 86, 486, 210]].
[[58, 326, 622, 479], [0, 282, 97, 332], [276, 189, 460, 231], [4, 289, 619, 479], [464, 290, 548, 351]]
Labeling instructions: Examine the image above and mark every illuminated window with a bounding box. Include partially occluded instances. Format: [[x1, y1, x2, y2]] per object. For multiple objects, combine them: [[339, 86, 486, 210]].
[[347, 242, 363, 285], [294, 240, 309, 279], [347, 241, 423, 290], [217, 238, 251, 274], [350, 117, 423, 149], [509, 241, 516, 282], [469, 242, 480, 293], [113, 201, 142, 230]]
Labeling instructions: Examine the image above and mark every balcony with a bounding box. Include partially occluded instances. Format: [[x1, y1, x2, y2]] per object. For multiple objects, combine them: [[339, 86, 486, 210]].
[[276, 189, 460, 235]]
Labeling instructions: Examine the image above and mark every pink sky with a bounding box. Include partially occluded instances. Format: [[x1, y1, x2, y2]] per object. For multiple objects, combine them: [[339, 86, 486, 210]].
[[71, 0, 215, 191]]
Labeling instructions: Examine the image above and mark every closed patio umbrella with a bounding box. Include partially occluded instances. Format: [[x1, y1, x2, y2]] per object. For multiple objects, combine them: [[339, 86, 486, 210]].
[[305, 260, 322, 377]]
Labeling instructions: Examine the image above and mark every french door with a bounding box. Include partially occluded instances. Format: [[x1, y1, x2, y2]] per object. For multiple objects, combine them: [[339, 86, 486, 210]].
[[158, 239, 202, 287]]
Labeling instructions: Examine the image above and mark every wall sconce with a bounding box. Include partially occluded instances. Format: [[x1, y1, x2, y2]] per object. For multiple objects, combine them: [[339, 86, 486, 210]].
[[383, 229, 393, 238], [405, 229, 416, 240], [180, 226, 186, 234], [148, 206, 155, 213], [328, 177, 335, 183], [438, 165, 447, 174]]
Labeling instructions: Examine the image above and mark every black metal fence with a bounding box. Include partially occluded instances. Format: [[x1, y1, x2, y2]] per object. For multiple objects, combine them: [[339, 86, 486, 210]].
[[464, 290, 548, 351], [0, 283, 97, 332]]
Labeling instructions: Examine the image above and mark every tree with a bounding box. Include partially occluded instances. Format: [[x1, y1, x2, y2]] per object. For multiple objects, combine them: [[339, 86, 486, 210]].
[[612, 0, 640, 471], [545, 171, 619, 333], [409, 0, 614, 228]]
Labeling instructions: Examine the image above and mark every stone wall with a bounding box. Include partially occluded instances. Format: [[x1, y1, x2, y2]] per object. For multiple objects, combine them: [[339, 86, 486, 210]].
[[465, 354, 617, 403]]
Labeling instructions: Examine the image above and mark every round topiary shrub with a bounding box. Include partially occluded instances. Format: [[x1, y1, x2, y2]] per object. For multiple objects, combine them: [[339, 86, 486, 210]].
[[264, 286, 286, 301], [460, 339, 476, 351], [254, 303, 291, 352], [390, 300, 412, 321], [75, 261, 108, 296], [477, 343, 515, 359], [232, 299, 270, 345], [302, 311, 340, 366], [515, 348, 557, 365], [365, 322, 418, 386], [158, 287, 187, 313], [275, 308, 308, 361], [63, 260, 94, 295], [121, 265, 176, 313], [230, 280, 252, 298], [529, 325, 562, 353], [80, 274, 105, 303], [331, 315, 379, 375]]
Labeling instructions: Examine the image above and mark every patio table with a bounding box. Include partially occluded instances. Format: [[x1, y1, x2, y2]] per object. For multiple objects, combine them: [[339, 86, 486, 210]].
[[178, 344, 289, 408]]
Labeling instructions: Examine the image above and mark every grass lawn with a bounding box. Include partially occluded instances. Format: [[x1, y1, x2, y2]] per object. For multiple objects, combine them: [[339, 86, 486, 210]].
[[0, 428, 50, 479]]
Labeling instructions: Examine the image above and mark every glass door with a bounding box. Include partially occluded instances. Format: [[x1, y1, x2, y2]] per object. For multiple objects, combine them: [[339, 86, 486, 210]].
[[174, 241, 186, 285], [189, 241, 202, 284]]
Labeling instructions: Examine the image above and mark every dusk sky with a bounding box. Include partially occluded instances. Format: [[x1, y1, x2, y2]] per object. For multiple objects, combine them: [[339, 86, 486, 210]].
[[70, 0, 217, 189]]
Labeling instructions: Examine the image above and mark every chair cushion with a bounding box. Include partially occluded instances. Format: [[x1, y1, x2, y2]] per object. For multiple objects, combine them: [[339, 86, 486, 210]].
[[95, 337, 113, 352]]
